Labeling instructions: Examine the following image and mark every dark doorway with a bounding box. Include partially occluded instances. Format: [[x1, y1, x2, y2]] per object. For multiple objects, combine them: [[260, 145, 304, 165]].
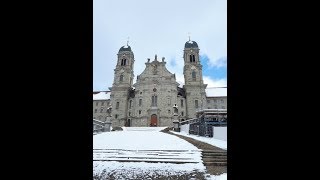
[[126, 119, 131, 127], [150, 114, 157, 127]]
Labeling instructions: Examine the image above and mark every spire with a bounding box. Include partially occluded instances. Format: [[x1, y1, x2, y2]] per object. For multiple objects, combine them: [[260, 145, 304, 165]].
[[126, 37, 129, 46], [188, 32, 191, 41]]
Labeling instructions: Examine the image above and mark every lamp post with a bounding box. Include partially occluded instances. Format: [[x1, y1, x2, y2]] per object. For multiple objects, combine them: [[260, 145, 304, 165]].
[[172, 104, 180, 132]]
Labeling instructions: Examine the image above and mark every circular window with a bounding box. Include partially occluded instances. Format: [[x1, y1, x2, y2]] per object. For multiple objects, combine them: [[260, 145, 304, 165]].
[[153, 88, 157, 92]]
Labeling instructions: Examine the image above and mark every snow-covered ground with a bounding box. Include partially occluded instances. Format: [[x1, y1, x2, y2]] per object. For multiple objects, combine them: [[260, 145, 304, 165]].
[[94, 127, 200, 151], [93, 127, 227, 179], [170, 130, 227, 150]]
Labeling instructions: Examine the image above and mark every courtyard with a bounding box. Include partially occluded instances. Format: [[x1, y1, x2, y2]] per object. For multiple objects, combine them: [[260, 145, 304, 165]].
[[93, 127, 227, 180]]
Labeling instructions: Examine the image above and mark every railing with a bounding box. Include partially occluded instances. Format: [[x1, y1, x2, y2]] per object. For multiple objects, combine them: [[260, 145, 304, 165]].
[[93, 127, 104, 134]]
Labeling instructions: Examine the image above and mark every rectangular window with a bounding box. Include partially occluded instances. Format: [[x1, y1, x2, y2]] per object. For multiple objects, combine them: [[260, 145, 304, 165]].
[[100, 109, 103, 113], [181, 111, 184, 116], [214, 99, 217, 103], [195, 100, 198, 108], [207, 100, 210, 103], [167, 98, 171, 105], [116, 102, 119, 109], [115, 114, 118, 119], [139, 99, 142, 106], [192, 71, 196, 81], [222, 106, 225, 109], [139, 110, 141, 115], [221, 99, 224, 103], [181, 99, 183, 107], [129, 100, 132, 109], [101, 102, 104, 106], [152, 96, 158, 107], [129, 112, 131, 116], [96, 102, 98, 106], [94, 109, 97, 113]]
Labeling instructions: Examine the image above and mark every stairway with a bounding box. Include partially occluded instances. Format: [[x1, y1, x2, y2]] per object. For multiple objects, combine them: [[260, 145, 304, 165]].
[[201, 150, 227, 166]]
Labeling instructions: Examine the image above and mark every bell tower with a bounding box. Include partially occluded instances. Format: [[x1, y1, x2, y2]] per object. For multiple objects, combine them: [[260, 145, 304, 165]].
[[109, 41, 135, 127], [183, 38, 207, 119]]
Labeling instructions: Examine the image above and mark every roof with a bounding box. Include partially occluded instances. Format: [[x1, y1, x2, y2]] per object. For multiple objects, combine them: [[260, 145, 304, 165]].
[[205, 87, 227, 97], [93, 91, 111, 100], [184, 41, 199, 48], [119, 45, 132, 52]]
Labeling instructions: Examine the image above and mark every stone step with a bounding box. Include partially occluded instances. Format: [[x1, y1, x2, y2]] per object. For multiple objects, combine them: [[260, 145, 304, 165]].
[[202, 158, 227, 162], [202, 150, 227, 153], [202, 156, 227, 159], [202, 153, 227, 156], [202, 154, 227, 157], [203, 162, 227, 166], [93, 159, 198, 164], [201, 151, 227, 154]]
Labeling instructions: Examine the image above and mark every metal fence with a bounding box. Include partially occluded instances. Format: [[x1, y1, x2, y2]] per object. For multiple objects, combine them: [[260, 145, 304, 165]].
[[182, 109, 227, 137]]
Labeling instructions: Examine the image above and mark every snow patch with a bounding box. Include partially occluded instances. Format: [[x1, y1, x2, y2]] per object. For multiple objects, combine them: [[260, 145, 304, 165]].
[[206, 173, 227, 180], [94, 130, 200, 150], [170, 131, 227, 150], [94, 161, 206, 179], [93, 91, 110, 100]]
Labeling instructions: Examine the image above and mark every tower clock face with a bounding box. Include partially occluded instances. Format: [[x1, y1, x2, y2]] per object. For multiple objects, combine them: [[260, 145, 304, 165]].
[[119, 68, 125, 73], [190, 65, 196, 70]]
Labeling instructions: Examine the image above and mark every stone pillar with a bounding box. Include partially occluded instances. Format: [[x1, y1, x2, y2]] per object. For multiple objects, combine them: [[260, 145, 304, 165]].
[[172, 104, 180, 132], [104, 106, 112, 132]]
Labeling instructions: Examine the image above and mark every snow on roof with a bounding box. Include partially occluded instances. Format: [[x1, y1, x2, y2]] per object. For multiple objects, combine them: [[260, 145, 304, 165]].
[[206, 87, 227, 97], [93, 91, 111, 100]]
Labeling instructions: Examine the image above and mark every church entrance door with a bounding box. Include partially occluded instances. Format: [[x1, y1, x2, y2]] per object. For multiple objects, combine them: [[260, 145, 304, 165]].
[[150, 114, 157, 127]]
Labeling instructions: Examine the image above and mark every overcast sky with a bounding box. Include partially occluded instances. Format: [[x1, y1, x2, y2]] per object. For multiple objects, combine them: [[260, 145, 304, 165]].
[[93, 0, 227, 91]]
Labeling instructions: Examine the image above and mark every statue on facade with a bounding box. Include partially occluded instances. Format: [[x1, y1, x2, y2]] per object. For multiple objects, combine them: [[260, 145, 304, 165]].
[[173, 104, 178, 115]]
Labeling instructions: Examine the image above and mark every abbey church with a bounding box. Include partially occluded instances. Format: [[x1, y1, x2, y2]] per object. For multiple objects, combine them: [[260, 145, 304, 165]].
[[93, 40, 227, 127]]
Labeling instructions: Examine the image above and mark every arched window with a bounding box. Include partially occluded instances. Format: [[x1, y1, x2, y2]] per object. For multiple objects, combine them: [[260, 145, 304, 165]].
[[195, 100, 199, 108], [190, 54, 195, 62], [120, 75, 123, 82], [192, 71, 196, 81], [121, 59, 126, 66]]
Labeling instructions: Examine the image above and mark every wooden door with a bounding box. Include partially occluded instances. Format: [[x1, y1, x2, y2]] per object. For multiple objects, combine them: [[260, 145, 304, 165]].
[[150, 114, 157, 126]]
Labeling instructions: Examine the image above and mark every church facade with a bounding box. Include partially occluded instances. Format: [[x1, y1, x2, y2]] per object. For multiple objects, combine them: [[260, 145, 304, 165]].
[[106, 40, 223, 127]]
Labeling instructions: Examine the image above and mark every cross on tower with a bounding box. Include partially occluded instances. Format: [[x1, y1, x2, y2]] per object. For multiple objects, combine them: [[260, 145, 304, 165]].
[[188, 32, 191, 41], [127, 37, 129, 46]]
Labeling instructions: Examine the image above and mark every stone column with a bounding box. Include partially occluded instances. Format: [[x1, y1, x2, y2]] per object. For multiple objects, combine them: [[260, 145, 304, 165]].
[[172, 104, 180, 132]]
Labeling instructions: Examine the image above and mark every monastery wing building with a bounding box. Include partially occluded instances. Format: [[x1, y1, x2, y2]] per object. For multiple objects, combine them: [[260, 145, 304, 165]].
[[93, 40, 227, 128]]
